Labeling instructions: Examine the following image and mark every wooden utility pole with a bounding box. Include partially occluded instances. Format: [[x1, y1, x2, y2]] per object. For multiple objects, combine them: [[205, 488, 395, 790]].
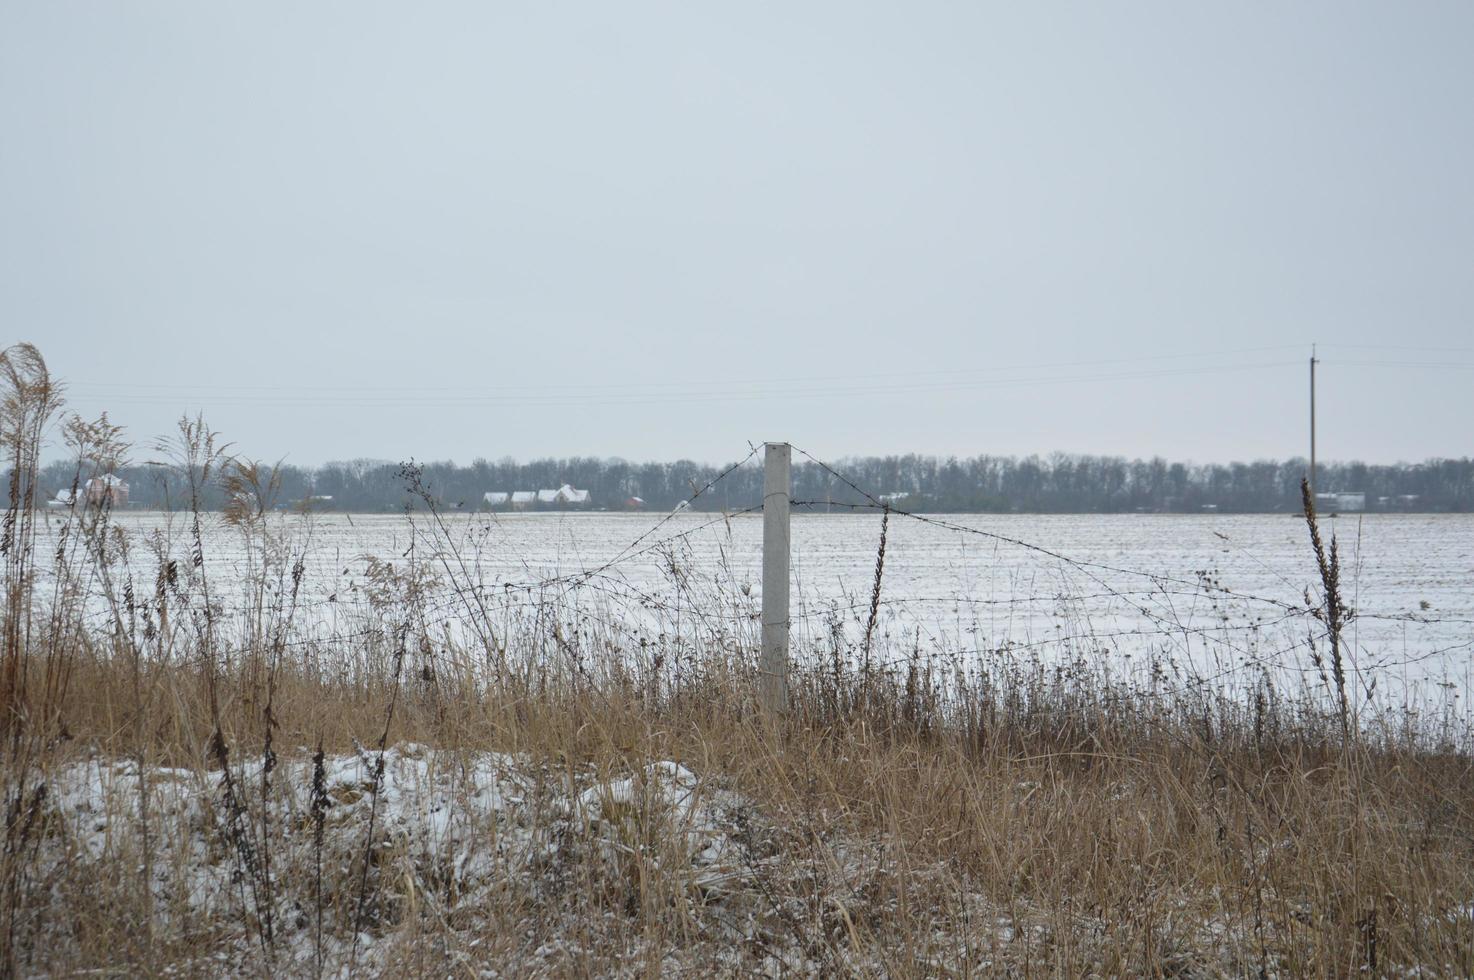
[[1309, 346, 1318, 498], [760, 442, 791, 714]]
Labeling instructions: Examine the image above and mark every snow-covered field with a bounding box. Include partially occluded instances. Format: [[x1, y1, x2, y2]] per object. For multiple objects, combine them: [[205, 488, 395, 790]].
[[41, 509, 1474, 705]]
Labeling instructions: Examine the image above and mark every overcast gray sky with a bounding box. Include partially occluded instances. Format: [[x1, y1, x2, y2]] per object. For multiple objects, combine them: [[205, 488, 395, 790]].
[[3, 2, 1471, 466]]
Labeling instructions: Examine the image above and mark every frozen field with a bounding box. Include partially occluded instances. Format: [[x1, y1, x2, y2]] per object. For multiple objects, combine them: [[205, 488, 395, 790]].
[[42, 509, 1474, 707]]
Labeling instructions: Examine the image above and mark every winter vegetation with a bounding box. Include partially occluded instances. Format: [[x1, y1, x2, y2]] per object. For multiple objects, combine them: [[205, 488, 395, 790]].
[[4, 343, 1473, 976]]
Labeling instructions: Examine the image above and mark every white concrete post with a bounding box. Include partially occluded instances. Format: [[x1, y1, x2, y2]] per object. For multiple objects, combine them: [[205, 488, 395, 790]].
[[760, 442, 791, 714]]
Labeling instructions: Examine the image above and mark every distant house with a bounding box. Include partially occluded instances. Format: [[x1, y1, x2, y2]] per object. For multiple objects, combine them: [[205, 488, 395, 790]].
[[1317, 491, 1365, 513], [46, 488, 77, 509], [501, 486, 591, 510], [85, 474, 128, 508], [535, 485, 591, 507], [878, 491, 911, 506], [556, 485, 590, 506], [623, 496, 645, 510]]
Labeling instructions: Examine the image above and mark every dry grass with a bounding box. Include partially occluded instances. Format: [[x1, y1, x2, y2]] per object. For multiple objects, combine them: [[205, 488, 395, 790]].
[[2, 344, 1472, 977], [9, 644, 1474, 977]]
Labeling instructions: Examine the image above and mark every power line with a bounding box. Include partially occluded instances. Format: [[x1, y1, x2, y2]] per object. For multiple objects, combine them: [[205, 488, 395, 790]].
[[1319, 343, 1474, 353], [65, 361, 1303, 409], [66, 343, 1308, 395], [1323, 360, 1474, 370]]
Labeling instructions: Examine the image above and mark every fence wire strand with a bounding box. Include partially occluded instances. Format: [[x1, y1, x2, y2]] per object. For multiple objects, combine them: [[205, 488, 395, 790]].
[[41, 441, 1473, 700]]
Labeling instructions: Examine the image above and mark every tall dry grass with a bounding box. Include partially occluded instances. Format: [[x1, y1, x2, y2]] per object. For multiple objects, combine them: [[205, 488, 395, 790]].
[[0, 343, 1470, 977]]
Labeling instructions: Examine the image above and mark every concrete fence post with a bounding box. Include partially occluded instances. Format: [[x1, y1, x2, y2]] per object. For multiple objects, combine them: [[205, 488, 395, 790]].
[[760, 442, 791, 714]]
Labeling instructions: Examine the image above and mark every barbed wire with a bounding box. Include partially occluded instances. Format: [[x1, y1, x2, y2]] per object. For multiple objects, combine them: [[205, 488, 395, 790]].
[[787, 477, 1309, 613], [35, 439, 1473, 688], [785, 443, 1472, 678]]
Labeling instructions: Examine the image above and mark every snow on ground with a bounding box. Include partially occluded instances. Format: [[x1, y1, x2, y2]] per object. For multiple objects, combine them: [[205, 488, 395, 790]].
[[34, 745, 1034, 975], [35, 745, 782, 975], [21, 743, 1474, 976]]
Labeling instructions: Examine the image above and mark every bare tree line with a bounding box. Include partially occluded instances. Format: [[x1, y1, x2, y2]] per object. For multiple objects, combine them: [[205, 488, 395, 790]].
[[34, 451, 1474, 513]]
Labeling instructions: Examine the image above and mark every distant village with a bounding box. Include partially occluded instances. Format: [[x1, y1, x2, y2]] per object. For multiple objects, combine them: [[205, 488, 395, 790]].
[[479, 485, 645, 511], [298, 483, 633, 512], [45, 476, 634, 512], [45, 472, 1425, 517]]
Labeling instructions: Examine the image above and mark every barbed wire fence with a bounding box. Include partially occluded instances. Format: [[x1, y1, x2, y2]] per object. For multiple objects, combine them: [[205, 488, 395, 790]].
[[796, 445, 1473, 708], [41, 440, 1474, 726]]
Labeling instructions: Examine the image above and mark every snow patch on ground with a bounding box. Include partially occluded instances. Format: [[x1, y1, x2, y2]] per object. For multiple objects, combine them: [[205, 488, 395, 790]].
[[28, 747, 1472, 976], [33, 745, 774, 975]]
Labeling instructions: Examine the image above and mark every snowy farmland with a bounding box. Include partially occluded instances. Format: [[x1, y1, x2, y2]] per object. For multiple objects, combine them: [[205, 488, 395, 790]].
[[42, 509, 1474, 710]]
